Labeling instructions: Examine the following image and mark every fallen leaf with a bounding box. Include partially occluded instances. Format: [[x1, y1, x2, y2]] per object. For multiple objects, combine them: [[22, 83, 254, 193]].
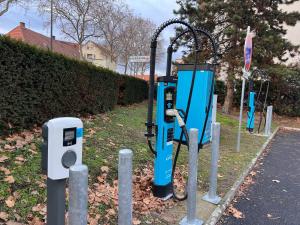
[[4, 144, 14, 150], [249, 171, 256, 176], [28, 217, 44, 225], [15, 156, 25, 162], [217, 174, 224, 178], [0, 166, 11, 175], [0, 156, 9, 163], [101, 166, 109, 173], [133, 218, 141, 225], [0, 211, 9, 221], [228, 205, 244, 219], [32, 204, 46, 216], [5, 196, 15, 208], [4, 176, 15, 184]]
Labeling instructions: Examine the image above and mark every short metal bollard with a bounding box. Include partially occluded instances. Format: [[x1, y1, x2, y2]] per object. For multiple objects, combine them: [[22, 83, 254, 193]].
[[68, 164, 88, 225], [264, 106, 273, 136], [203, 123, 221, 205], [118, 149, 133, 225], [180, 129, 203, 225]]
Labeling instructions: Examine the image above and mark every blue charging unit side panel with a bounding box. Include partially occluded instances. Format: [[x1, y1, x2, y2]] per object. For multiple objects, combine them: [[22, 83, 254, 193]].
[[174, 64, 214, 146], [153, 80, 176, 198], [247, 91, 256, 131]]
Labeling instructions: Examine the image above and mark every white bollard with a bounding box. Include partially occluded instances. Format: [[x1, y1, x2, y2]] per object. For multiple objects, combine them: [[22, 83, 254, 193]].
[[237, 77, 246, 152], [203, 123, 221, 204], [118, 149, 133, 225], [264, 106, 273, 136], [180, 129, 203, 225]]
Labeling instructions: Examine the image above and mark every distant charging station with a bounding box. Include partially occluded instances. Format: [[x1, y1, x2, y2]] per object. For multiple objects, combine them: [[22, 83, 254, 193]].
[[42, 117, 83, 225]]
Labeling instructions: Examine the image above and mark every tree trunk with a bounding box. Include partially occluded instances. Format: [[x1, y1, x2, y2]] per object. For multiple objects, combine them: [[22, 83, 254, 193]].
[[79, 44, 84, 60], [124, 61, 128, 75], [223, 68, 235, 114]]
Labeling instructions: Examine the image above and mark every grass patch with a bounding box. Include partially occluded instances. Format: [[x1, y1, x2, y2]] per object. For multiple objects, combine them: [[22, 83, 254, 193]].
[[0, 102, 269, 224]]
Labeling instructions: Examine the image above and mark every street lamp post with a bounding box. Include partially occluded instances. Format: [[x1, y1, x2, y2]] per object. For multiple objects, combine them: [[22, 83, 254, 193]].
[[50, 0, 53, 51]]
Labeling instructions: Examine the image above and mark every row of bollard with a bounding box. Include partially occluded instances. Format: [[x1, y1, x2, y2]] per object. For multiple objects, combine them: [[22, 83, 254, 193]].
[[64, 123, 221, 225], [54, 107, 272, 224]]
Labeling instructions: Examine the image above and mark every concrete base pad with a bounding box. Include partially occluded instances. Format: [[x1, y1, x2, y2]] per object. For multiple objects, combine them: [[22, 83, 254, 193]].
[[179, 216, 203, 225], [202, 193, 221, 205]]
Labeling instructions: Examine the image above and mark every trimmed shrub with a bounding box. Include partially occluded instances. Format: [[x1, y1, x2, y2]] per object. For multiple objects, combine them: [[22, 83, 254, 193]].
[[118, 76, 148, 105], [0, 36, 148, 135], [220, 66, 300, 117]]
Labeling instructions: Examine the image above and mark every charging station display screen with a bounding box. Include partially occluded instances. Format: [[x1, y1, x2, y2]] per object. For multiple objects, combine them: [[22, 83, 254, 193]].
[[63, 128, 77, 146]]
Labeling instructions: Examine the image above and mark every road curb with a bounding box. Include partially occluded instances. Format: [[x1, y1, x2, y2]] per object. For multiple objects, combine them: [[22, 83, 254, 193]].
[[204, 126, 280, 225]]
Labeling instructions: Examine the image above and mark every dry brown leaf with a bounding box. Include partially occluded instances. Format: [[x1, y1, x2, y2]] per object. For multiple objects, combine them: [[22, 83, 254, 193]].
[[28, 149, 38, 155], [0, 211, 9, 221], [5, 196, 15, 208], [28, 217, 44, 225], [0, 166, 11, 175], [32, 204, 47, 216], [132, 218, 141, 225], [4, 144, 14, 150], [249, 171, 257, 176], [0, 156, 9, 163], [228, 205, 244, 219], [101, 166, 109, 173], [30, 143, 37, 150], [4, 175, 15, 184], [106, 209, 116, 216], [15, 156, 25, 162]]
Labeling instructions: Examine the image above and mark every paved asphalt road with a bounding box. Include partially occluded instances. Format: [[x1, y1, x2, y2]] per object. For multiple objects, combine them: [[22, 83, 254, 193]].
[[218, 130, 300, 225]]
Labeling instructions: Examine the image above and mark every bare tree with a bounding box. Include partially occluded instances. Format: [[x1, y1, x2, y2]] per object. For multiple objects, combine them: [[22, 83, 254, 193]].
[[92, 0, 129, 63], [39, 0, 96, 59], [119, 15, 163, 75], [0, 0, 30, 16]]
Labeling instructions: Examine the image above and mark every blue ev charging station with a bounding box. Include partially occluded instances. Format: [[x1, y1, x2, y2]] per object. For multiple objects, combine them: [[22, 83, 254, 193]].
[[246, 89, 256, 133], [145, 19, 218, 200], [246, 69, 270, 134]]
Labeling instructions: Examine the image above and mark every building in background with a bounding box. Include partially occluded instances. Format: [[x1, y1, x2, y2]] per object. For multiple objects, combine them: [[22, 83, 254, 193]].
[[7, 22, 80, 59], [6, 22, 117, 71], [82, 41, 116, 71]]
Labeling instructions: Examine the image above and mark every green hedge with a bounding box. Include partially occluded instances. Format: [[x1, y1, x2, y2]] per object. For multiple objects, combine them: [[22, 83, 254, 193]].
[[118, 76, 148, 105], [0, 36, 148, 135]]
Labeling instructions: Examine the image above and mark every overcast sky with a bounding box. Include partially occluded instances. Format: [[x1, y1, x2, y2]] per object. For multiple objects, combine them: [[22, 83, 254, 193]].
[[0, 1, 299, 74]]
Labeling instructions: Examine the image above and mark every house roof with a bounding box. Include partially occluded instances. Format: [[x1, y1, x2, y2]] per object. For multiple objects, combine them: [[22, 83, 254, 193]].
[[7, 22, 80, 59], [135, 74, 157, 82]]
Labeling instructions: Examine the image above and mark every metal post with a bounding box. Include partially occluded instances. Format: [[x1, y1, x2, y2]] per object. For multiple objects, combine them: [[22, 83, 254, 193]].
[[118, 149, 133, 225], [236, 77, 246, 152], [211, 95, 218, 141], [50, 0, 53, 51], [47, 178, 66, 225], [68, 165, 88, 225], [180, 129, 203, 225], [203, 123, 221, 204], [264, 106, 273, 136]]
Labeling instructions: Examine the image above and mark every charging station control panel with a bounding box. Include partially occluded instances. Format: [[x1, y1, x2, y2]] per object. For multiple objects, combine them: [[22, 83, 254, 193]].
[[42, 117, 83, 180]]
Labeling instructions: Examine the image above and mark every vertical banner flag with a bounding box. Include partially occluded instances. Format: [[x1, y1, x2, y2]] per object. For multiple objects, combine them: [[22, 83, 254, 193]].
[[244, 26, 253, 72]]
